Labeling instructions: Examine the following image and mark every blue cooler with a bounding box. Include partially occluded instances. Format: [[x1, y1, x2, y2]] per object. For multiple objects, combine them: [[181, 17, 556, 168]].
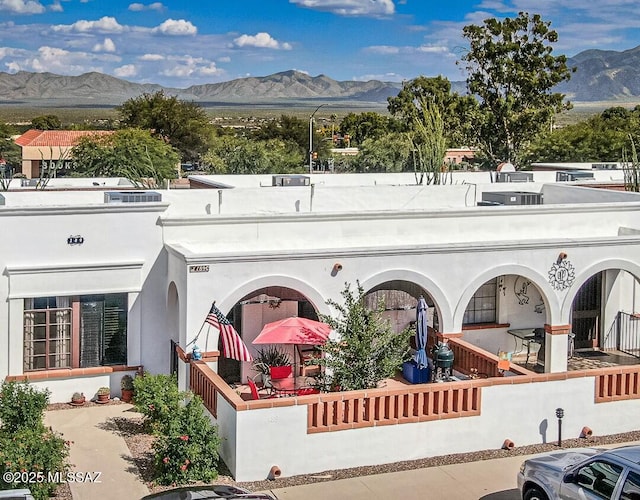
[[402, 360, 430, 384]]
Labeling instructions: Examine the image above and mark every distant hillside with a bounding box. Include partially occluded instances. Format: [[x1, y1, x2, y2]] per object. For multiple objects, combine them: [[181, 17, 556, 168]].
[[2, 45, 640, 106], [557, 45, 640, 101]]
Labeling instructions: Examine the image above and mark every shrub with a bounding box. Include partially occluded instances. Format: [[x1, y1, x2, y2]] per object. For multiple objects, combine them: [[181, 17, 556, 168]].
[[0, 381, 50, 434], [0, 427, 70, 500], [0, 382, 69, 500], [152, 395, 221, 486], [133, 373, 184, 433], [316, 281, 411, 391]]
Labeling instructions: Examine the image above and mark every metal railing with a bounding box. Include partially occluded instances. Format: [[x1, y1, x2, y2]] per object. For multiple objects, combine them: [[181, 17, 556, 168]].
[[616, 312, 640, 358]]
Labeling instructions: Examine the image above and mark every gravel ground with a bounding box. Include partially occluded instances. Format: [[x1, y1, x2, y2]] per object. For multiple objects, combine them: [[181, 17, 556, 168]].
[[109, 415, 640, 495]]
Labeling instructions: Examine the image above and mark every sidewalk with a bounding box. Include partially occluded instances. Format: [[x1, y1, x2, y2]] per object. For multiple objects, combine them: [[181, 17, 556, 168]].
[[43, 403, 640, 500], [44, 403, 149, 500]]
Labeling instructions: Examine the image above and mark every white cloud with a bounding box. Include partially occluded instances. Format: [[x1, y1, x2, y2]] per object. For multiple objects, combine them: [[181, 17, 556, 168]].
[[233, 32, 292, 50], [0, 0, 46, 14], [353, 72, 404, 82], [152, 19, 197, 36], [49, 1, 63, 12], [114, 64, 137, 77], [161, 55, 224, 78], [217, 56, 231, 63], [128, 2, 164, 12], [290, 0, 395, 17], [139, 53, 165, 61], [365, 45, 400, 55], [93, 38, 116, 53], [52, 16, 125, 34]]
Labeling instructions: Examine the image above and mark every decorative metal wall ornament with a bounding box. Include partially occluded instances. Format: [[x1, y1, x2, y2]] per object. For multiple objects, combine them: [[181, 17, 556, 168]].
[[548, 259, 576, 290], [514, 278, 532, 305]]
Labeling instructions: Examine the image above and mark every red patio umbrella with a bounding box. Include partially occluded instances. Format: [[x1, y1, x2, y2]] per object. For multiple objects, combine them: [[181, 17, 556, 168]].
[[253, 317, 331, 345]]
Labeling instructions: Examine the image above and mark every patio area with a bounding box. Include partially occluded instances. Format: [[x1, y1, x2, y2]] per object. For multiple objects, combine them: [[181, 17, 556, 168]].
[[510, 348, 640, 372]]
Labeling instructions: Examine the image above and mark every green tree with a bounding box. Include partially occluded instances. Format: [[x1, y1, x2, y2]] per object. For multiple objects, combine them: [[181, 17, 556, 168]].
[[71, 128, 179, 187], [409, 96, 448, 184], [338, 112, 393, 146], [0, 123, 21, 189], [623, 135, 640, 192], [387, 76, 477, 148], [459, 12, 574, 168], [315, 282, 411, 391], [31, 114, 61, 130], [117, 91, 214, 163], [352, 132, 410, 172]]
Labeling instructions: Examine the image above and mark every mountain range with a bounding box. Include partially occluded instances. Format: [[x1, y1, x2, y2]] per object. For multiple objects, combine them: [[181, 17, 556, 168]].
[[1, 45, 640, 106]]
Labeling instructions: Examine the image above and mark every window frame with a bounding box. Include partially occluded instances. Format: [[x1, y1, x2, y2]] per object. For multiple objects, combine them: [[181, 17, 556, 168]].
[[463, 278, 498, 325], [23, 293, 128, 372]]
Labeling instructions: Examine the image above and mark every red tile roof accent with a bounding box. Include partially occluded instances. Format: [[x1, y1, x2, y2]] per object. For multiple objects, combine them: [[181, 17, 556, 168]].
[[15, 129, 113, 147]]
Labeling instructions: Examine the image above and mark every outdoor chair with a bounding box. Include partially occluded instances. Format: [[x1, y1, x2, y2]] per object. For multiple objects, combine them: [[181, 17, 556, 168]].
[[297, 346, 321, 376], [247, 377, 276, 400]]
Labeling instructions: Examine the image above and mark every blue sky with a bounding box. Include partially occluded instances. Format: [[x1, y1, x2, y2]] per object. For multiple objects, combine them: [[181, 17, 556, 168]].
[[1, 0, 639, 88]]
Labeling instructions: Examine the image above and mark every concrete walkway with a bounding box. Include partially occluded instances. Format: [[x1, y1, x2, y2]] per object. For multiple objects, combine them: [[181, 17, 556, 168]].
[[43, 403, 640, 500], [44, 403, 150, 500]]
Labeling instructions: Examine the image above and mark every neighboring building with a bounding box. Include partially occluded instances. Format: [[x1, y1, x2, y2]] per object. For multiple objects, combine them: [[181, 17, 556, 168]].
[[14, 129, 112, 179], [1, 171, 640, 481]]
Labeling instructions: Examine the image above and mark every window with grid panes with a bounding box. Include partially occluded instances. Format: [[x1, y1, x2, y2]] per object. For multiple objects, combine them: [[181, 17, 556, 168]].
[[23, 294, 127, 371], [463, 278, 497, 324]]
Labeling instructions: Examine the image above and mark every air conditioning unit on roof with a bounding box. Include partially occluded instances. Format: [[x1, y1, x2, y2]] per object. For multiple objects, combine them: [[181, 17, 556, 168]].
[[480, 191, 543, 206], [556, 171, 595, 181], [104, 191, 162, 203], [496, 171, 534, 183]]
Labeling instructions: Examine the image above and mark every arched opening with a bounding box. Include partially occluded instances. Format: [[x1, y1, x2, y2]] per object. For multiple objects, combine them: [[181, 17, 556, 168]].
[[570, 269, 640, 355], [461, 275, 548, 369], [219, 286, 321, 385], [363, 280, 441, 351], [167, 282, 179, 375]]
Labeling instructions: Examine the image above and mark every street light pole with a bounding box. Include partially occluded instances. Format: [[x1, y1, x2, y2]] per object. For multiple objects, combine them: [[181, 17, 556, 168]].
[[309, 103, 327, 174]]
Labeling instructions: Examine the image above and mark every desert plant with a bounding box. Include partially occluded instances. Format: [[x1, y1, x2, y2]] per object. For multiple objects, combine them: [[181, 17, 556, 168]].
[[0, 381, 50, 434], [71, 392, 85, 405], [153, 395, 221, 486], [133, 373, 185, 433], [120, 374, 134, 390], [0, 427, 70, 500], [97, 386, 110, 396], [315, 281, 411, 391], [0, 382, 70, 500], [252, 346, 291, 375]]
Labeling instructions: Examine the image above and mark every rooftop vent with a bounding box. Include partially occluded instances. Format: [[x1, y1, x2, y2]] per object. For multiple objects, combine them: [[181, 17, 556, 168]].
[[496, 171, 534, 183], [556, 171, 595, 182], [104, 191, 162, 203], [0, 194, 4, 206], [272, 175, 310, 187], [480, 191, 543, 206], [592, 163, 618, 170]]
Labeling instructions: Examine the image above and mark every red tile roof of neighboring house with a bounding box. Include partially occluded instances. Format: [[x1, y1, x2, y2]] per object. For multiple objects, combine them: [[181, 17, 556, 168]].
[[15, 129, 113, 147]]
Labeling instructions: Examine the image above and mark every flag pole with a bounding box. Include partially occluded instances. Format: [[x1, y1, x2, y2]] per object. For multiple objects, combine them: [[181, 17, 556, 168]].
[[185, 301, 216, 349]]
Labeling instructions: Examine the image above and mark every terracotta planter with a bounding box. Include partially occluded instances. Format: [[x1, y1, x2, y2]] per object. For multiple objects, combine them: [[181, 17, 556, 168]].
[[121, 389, 134, 403], [70, 396, 85, 406], [97, 393, 110, 403]]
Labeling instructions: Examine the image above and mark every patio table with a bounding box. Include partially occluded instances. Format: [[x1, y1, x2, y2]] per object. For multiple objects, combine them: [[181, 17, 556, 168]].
[[507, 328, 543, 367], [270, 376, 317, 396]]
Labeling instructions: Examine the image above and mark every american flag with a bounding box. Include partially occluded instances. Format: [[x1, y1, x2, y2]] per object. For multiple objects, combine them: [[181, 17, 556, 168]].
[[205, 303, 253, 362]]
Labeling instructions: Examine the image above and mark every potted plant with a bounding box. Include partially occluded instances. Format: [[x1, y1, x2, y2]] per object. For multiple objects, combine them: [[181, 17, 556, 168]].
[[120, 375, 134, 403], [96, 386, 110, 403], [252, 346, 291, 385], [70, 392, 85, 406]]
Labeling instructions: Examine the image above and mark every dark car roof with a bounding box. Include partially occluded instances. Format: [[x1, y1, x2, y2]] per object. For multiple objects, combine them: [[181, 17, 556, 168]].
[[141, 485, 275, 500], [605, 445, 640, 465]]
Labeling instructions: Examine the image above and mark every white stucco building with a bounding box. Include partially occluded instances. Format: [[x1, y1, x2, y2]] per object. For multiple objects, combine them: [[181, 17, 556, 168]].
[[1, 170, 640, 480]]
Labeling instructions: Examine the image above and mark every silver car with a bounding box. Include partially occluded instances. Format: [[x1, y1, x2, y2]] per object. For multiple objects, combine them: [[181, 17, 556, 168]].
[[517, 445, 640, 500]]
